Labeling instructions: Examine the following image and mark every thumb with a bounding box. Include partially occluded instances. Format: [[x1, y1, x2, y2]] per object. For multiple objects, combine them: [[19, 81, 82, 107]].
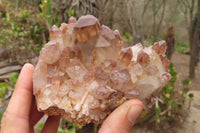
[[98, 99, 143, 133]]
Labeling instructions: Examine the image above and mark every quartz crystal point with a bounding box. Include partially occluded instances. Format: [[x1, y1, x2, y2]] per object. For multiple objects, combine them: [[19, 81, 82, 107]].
[[33, 15, 171, 125]]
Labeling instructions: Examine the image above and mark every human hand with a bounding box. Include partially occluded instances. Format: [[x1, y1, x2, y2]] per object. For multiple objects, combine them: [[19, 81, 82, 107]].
[[1, 63, 143, 133], [1, 63, 60, 133], [99, 99, 143, 133]]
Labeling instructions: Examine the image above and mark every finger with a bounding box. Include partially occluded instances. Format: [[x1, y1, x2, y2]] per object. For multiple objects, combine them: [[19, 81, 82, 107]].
[[1, 63, 35, 133], [29, 97, 44, 128], [41, 116, 61, 133], [7, 63, 35, 117], [98, 99, 143, 133]]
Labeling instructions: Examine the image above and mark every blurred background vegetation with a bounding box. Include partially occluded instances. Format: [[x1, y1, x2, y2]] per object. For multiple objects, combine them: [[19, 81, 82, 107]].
[[0, 0, 200, 133]]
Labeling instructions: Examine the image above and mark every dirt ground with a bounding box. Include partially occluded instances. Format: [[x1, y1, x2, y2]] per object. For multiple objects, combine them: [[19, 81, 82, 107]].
[[176, 90, 200, 133], [171, 52, 200, 90], [171, 52, 200, 133]]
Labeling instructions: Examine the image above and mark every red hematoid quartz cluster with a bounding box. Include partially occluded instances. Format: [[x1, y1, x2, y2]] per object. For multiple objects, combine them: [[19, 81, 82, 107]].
[[33, 15, 171, 125]]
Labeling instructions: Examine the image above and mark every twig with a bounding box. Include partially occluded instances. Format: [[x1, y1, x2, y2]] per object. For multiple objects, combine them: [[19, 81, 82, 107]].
[[157, 98, 164, 104], [160, 107, 170, 116]]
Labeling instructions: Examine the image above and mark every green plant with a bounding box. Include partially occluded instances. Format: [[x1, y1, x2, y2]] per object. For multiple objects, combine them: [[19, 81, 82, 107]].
[[36, 122, 45, 133], [20, 10, 29, 22], [0, 73, 18, 100], [40, 0, 51, 25], [181, 79, 191, 102], [188, 93, 194, 110], [36, 120, 82, 133], [67, 9, 75, 17], [0, 73, 19, 121], [181, 79, 194, 109], [58, 120, 82, 133], [148, 36, 162, 46], [0, 82, 9, 99], [0, 0, 47, 62], [57, 127, 76, 133], [0, 73, 18, 98], [39, 0, 61, 27], [154, 106, 163, 123], [9, 72, 19, 85], [123, 32, 133, 46], [153, 63, 194, 124], [153, 63, 180, 123], [0, 112, 2, 122], [162, 63, 178, 98], [175, 41, 189, 53], [0, 19, 31, 54]]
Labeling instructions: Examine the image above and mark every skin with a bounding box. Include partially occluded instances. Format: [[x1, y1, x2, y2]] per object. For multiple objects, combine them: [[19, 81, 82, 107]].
[[1, 63, 143, 133]]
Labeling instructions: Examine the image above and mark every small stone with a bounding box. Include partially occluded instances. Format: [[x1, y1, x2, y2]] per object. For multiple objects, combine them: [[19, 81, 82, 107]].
[[33, 15, 171, 126]]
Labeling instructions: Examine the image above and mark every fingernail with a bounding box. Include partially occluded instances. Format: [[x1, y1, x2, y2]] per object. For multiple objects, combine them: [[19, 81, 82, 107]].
[[127, 104, 143, 124]]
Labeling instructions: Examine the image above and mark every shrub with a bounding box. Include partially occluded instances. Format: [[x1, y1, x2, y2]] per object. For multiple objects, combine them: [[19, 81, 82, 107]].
[[0, 0, 47, 63]]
